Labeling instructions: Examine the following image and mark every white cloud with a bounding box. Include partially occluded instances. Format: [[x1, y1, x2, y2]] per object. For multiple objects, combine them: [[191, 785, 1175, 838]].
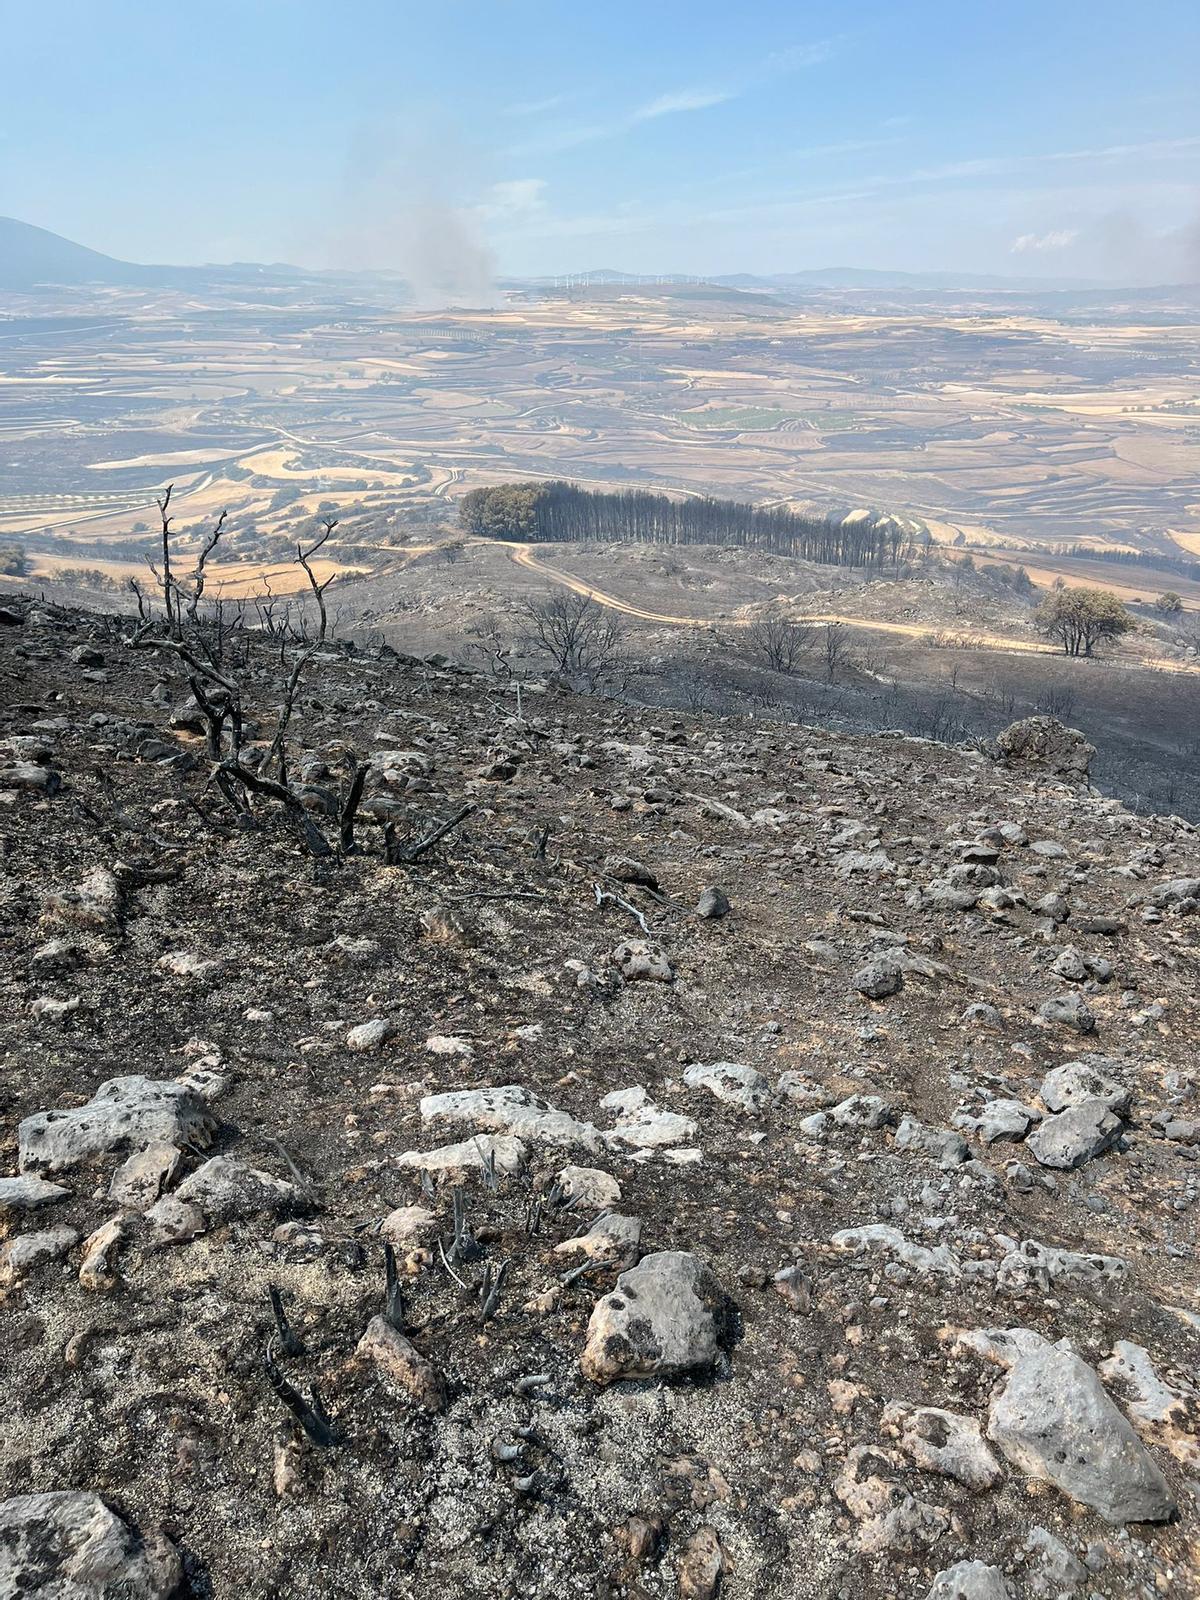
[[1012, 228, 1080, 253], [506, 94, 567, 117], [480, 178, 548, 219], [766, 39, 840, 72], [630, 88, 733, 123]]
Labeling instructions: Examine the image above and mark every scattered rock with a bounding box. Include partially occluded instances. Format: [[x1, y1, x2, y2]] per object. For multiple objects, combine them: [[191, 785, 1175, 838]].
[[395, 1134, 527, 1180], [954, 1326, 1176, 1522], [356, 1315, 447, 1411], [173, 1156, 302, 1223], [853, 956, 904, 999], [0, 1225, 79, 1286], [925, 1561, 1012, 1600], [18, 1076, 218, 1174], [612, 939, 673, 983], [683, 1061, 769, 1113], [555, 1165, 622, 1209], [0, 1174, 71, 1214], [0, 1490, 180, 1599], [990, 716, 1095, 780], [580, 1250, 725, 1385], [108, 1143, 181, 1210], [695, 886, 730, 919], [346, 1018, 395, 1052], [1025, 1101, 1122, 1169], [835, 1444, 951, 1553], [420, 1084, 600, 1150], [1038, 993, 1097, 1034], [882, 1400, 1003, 1491]]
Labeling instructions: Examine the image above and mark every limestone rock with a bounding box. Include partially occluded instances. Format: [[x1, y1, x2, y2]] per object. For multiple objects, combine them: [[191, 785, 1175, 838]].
[[395, 1134, 527, 1180], [108, 1143, 181, 1210], [835, 1444, 951, 1553], [1038, 992, 1097, 1034], [0, 1225, 79, 1286], [1040, 1057, 1131, 1117], [695, 886, 730, 919], [379, 1205, 438, 1246], [894, 1116, 969, 1167], [682, 1061, 769, 1113], [346, 1018, 394, 1052], [40, 866, 121, 931], [953, 1098, 1039, 1145], [0, 1174, 71, 1215], [603, 854, 659, 890], [555, 1165, 621, 1209], [1025, 1101, 1122, 1169], [581, 1250, 724, 1385], [990, 716, 1095, 780], [79, 1215, 127, 1292], [853, 956, 904, 999], [954, 1326, 1176, 1522], [882, 1400, 1003, 1490], [173, 1156, 301, 1223], [0, 1490, 180, 1599], [554, 1212, 642, 1269], [676, 1526, 726, 1600], [612, 939, 673, 983], [602, 1088, 698, 1150], [925, 1561, 1012, 1600], [18, 1076, 217, 1174], [419, 1084, 600, 1150], [356, 1315, 447, 1411]]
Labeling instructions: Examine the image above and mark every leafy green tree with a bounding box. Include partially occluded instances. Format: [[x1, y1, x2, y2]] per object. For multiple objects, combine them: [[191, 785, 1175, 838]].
[[1035, 586, 1135, 657], [1155, 591, 1184, 614]]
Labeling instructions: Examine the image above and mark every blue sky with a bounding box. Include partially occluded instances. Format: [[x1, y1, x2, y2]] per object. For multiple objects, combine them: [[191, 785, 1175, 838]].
[[2, 0, 1197, 281]]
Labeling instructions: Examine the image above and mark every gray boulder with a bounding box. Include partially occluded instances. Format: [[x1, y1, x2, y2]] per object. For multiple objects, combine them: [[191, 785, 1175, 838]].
[[581, 1250, 724, 1385], [0, 1490, 180, 1599], [173, 1156, 302, 1223], [1038, 993, 1097, 1034], [18, 1076, 218, 1174], [0, 1174, 71, 1214], [1146, 876, 1200, 908], [683, 1061, 769, 1113], [695, 886, 730, 919], [953, 1098, 1039, 1144], [925, 1562, 1012, 1600], [853, 956, 904, 999], [894, 1116, 969, 1167], [882, 1401, 1003, 1490], [1026, 1101, 1122, 1169], [990, 716, 1095, 781], [419, 1084, 600, 1150], [1040, 1057, 1131, 1116], [955, 1327, 1176, 1522]]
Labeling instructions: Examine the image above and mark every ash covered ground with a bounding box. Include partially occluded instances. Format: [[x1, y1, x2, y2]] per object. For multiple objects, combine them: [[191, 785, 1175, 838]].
[[1, 593, 1198, 1600]]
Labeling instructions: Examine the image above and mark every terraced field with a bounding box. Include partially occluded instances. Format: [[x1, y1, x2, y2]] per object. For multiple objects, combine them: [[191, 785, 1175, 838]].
[[2, 277, 1199, 606]]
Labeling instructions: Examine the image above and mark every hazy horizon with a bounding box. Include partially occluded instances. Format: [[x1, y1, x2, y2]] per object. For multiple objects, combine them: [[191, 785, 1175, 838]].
[[2, 0, 1198, 292]]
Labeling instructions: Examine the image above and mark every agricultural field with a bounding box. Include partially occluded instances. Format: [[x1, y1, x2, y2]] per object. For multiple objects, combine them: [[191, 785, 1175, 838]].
[[3, 275, 1200, 611]]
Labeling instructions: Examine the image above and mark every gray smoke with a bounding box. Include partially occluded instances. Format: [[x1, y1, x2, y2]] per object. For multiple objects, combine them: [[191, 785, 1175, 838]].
[[1088, 203, 1200, 284], [321, 119, 498, 307]]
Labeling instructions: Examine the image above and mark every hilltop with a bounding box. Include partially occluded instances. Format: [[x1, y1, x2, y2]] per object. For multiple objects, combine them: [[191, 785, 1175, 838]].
[[1, 592, 1198, 1599]]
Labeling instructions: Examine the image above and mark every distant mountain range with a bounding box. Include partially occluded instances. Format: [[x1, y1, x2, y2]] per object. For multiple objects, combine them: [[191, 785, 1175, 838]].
[[0, 216, 344, 293], [525, 264, 1114, 293], [2, 215, 1195, 299]]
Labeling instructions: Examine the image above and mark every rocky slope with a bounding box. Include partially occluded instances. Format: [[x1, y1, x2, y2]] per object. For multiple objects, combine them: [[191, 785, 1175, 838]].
[[1, 592, 1198, 1600]]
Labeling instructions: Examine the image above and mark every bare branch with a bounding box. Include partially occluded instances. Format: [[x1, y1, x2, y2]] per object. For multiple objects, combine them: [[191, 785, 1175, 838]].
[[185, 509, 229, 622]]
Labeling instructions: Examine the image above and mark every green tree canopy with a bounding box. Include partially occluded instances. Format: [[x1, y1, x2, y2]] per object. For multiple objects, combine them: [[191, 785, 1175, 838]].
[[1035, 586, 1135, 657]]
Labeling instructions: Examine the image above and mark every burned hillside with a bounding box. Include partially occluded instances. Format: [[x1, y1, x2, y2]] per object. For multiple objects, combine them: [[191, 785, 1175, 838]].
[[1, 592, 1198, 1600]]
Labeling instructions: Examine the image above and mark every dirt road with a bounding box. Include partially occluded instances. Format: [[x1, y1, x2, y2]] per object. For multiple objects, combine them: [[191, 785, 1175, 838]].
[[502, 541, 1058, 654]]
